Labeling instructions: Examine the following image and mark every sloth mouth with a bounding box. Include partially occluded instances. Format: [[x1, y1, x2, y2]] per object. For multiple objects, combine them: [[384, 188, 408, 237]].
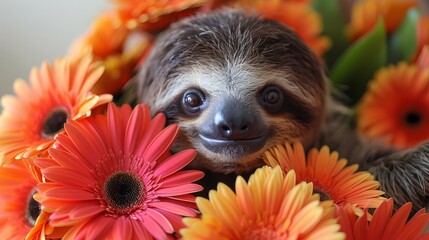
[[198, 134, 268, 157]]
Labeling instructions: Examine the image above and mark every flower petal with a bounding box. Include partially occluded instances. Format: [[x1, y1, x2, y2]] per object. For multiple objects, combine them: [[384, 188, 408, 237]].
[[154, 149, 197, 178]]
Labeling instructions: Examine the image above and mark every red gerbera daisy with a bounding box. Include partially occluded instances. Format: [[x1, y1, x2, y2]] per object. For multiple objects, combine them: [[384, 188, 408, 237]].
[[337, 199, 429, 240], [36, 103, 204, 239]]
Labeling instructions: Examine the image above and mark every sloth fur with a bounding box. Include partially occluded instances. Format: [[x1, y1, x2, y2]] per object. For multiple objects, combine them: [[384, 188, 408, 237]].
[[136, 9, 429, 213]]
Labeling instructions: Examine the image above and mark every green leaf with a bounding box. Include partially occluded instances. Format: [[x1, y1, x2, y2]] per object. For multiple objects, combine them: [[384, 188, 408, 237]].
[[387, 8, 419, 64], [312, 0, 349, 69], [330, 19, 387, 105]]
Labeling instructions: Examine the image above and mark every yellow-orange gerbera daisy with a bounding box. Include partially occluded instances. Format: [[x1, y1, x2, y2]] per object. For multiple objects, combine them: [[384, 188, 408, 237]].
[[357, 51, 429, 149], [337, 199, 429, 239], [36, 103, 204, 239], [232, 0, 330, 57], [113, 0, 209, 32], [347, 0, 417, 41], [180, 166, 345, 240], [263, 142, 385, 216], [69, 13, 153, 95], [0, 160, 66, 240], [0, 57, 112, 166]]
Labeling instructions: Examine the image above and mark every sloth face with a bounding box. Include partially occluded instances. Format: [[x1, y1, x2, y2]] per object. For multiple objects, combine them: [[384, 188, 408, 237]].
[[137, 9, 327, 173]]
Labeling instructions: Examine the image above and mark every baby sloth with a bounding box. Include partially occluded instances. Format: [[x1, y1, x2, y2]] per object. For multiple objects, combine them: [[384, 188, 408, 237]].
[[137, 9, 429, 213]]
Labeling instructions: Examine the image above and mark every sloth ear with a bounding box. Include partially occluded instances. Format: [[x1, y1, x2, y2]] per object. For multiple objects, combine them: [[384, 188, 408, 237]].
[[368, 142, 429, 214]]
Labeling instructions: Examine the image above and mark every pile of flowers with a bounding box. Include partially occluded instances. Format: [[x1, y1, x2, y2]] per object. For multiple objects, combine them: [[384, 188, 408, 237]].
[[1, 0, 429, 239]]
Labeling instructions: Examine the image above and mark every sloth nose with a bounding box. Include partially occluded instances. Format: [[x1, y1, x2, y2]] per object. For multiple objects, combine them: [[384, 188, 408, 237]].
[[213, 105, 256, 139], [199, 98, 268, 156], [212, 101, 264, 140]]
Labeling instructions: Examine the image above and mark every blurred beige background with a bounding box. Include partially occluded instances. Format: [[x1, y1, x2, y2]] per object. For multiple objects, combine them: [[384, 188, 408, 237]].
[[0, 1, 109, 98]]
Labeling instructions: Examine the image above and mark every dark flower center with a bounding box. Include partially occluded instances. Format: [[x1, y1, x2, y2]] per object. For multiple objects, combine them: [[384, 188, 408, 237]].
[[404, 111, 423, 127], [26, 190, 41, 227], [104, 172, 143, 210], [41, 107, 69, 138], [313, 188, 330, 201]]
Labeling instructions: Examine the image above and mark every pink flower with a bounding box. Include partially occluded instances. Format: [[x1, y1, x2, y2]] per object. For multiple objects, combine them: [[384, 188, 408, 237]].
[[36, 103, 204, 239]]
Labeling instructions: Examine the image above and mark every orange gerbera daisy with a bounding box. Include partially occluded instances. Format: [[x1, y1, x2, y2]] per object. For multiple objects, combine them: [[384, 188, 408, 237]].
[[113, 0, 209, 32], [0, 57, 112, 166], [36, 103, 204, 239], [69, 13, 153, 95], [232, 0, 330, 57], [0, 161, 39, 239], [206, 0, 311, 10], [181, 166, 345, 240], [70, 13, 129, 59], [347, 0, 417, 42], [0, 160, 66, 240], [263, 142, 385, 216], [357, 51, 429, 149], [337, 199, 429, 239]]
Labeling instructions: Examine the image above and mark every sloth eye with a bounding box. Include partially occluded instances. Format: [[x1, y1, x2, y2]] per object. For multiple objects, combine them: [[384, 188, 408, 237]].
[[182, 88, 206, 113], [185, 93, 201, 107], [259, 85, 284, 113], [264, 90, 280, 104]]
